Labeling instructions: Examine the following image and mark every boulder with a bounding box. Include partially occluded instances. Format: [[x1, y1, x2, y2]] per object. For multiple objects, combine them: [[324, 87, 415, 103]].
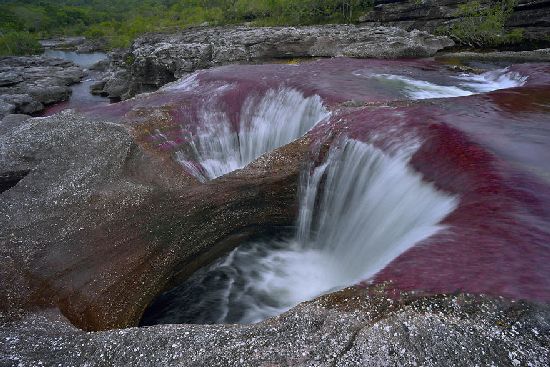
[[0, 94, 43, 115], [90, 79, 108, 95], [89, 58, 110, 72], [102, 70, 131, 99], [0, 100, 15, 117], [0, 110, 307, 330]]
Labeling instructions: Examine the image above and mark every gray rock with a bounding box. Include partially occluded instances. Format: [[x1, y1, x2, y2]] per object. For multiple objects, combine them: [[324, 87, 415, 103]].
[[102, 25, 453, 98], [0, 71, 23, 87], [102, 70, 131, 98], [0, 94, 43, 115], [0, 99, 15, 118], [437, 48, 550, 63], [359, 0, 550, 48], [90, 79, 108, 95], [40, 36, 107, 53], [0, 56, 84, 117], [39, 37, 86, 50], [26, 83, 71, 105], [0, 110, 306, 330], [89, 58, 110, 72], [1, 113, 30, 126], [1, 288, 548, 366]]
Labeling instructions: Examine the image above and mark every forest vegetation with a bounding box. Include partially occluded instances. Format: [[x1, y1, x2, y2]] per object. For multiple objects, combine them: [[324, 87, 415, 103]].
[[0, 0, 522, 56], [0, 0, 373, 54]]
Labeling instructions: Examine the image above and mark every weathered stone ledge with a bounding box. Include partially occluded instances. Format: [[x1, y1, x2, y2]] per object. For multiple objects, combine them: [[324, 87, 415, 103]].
[[0, 56, 84, 119], [96, 25, 453, 99]]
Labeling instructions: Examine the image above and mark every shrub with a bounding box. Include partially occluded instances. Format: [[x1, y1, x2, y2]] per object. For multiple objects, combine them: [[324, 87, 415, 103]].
[[0, 31, 43, 56], [448, 0, 522, 47]]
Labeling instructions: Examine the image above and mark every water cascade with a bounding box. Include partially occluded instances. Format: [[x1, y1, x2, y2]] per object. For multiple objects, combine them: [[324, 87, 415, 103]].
[[142, 138, 458, 325], [177, 87, 330, 181], [365, 68, 527, 99]]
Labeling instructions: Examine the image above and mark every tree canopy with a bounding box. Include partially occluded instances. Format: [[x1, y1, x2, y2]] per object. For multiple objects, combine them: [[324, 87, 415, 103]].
[[0, 0, 374, 51]]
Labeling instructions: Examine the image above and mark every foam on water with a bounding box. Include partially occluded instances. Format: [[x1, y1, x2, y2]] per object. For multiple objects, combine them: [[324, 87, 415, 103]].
[[371, 68, 527, 99], [177, 87, 329, 181], [142, 138, 458, 325]]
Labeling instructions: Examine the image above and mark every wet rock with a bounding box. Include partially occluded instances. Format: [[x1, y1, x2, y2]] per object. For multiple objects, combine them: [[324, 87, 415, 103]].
[[0, 56, 84, 118], [90, 79, 108, 95], [89, 58, 110, 72], [102, 70, 131, 98], [101, 25, 453, 98], [1, 288, 548, 366], [0, 110, 307, 330], [1, 57, 549, 364], [26, 84, 71, 106]]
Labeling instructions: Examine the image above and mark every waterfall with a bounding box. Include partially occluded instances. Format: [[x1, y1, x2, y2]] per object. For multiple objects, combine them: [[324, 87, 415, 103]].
[[177, 87, 330, 181], [142, 138, 458, 325], [365, 68, 527, 100]]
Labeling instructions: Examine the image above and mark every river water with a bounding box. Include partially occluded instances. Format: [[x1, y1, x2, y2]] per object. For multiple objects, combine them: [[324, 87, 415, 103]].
[[137, 61, 547, 326], [42, 49, 110, 116]]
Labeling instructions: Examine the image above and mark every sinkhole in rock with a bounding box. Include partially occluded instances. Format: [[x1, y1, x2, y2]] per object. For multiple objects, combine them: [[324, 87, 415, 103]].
[[139, 67, 531, 326], [141, 138, 458, 326], [175, 87, 330, 181]]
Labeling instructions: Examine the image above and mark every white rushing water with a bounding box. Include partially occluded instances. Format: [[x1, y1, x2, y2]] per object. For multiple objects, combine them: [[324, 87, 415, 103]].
[[143, 138, 458, 325], [176, 87, 329, 181], [368, 68, 527, 100]]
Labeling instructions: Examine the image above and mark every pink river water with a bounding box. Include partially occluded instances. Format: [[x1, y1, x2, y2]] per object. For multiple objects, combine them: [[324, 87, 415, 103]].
[[60, 58, 550, 310]]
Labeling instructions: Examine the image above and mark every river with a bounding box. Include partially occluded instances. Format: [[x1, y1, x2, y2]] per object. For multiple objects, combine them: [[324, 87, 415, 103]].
[[42, 49, 111, 116]]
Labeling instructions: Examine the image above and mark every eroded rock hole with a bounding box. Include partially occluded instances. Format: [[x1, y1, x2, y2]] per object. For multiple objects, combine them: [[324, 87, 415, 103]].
[[175, 87, 330, 181], [141, 138, 458, 326]]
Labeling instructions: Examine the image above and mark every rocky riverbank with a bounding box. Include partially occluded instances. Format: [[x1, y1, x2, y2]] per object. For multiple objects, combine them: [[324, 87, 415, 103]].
[[93, 25, 454, 99], [2, 23, 550, 367], [0, 56, 84, 118]]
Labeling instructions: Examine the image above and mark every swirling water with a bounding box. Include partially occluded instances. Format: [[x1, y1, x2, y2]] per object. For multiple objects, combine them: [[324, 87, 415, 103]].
[[176, 87, 330, 181], [142, 138, 458, 325], [366, 68, 527, 99]]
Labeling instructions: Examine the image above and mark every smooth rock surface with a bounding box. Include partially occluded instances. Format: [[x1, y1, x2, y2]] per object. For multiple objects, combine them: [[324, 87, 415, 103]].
[[1, 287, 549, 366], [0, 110, 307, 330]]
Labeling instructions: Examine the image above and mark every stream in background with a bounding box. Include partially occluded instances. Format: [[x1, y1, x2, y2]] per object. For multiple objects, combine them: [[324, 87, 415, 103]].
[[42, 49, 110, 116]]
